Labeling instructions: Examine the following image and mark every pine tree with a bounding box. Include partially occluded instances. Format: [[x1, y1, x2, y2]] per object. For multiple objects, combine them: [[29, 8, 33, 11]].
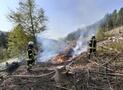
[[8, 24, 32, 57], [111, 10, 117, 28], [118, 8, 123, 26]]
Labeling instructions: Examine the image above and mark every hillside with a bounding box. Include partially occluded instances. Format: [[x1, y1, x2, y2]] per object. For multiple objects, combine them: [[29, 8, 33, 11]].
[[1, 27, 123, 90], [105, 26, 123, 35], [97, 26, 123, 51], [65, 23, 98, 42], [65, 16, 106, 42]]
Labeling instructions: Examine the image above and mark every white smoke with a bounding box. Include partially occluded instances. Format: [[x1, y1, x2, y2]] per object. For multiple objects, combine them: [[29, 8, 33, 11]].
[[37, 36, 66, 62], [73, 26, 97, 56], [36, 23, 99, 62], [73, 36, 89, 56]]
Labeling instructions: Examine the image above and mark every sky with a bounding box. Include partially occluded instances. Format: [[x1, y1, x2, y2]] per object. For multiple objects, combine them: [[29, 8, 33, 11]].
[[0, 0, 123, 39]]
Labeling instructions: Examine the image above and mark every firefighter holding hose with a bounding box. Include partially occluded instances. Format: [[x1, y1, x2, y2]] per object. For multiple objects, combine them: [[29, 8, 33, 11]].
[[88, 36, 97, 59]]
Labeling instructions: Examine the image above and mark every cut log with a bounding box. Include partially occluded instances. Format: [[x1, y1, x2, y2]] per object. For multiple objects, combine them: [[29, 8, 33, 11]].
[[92, 71, 123, 77], [53, 85, 69, 90], [0, 69, 6, 72], [53, 66, 73, 85], [12, 71, 55, 78]]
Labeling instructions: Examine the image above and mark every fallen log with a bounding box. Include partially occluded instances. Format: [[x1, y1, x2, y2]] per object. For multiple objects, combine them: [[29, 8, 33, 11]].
[[53, 85, 69, 90], [12, 71, 55, 78], [92, 71, 123, 77], [0, 69, 6, 72], [31, 68, 54, 71], [87, 85, 107, 90]]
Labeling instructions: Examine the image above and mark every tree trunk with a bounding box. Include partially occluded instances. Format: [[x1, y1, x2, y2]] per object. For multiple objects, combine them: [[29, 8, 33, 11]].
[[28, 0, 38, 51]]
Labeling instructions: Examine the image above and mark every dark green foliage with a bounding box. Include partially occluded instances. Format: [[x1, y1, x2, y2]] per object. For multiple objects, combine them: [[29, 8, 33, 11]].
[[0, 49, 9, 62], [0, 32, 8, 48], [100, 8, 123, 33], [112, 10, 118, 27], [118, 8, 123, 25], [0, 31, 9, 62], [8, 24, 32, 57]]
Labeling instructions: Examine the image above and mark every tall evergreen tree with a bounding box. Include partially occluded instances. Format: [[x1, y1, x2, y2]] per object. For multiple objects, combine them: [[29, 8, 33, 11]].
[[118, 8, 123, 26], [8, 24, 31, 57], [111, 10, 117, 28], [0, 32, 8, 48]]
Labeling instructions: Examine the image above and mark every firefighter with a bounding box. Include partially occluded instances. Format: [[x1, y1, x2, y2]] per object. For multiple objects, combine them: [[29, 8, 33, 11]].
[[27, 41, 36, 71], [88, 36, 97, 59]]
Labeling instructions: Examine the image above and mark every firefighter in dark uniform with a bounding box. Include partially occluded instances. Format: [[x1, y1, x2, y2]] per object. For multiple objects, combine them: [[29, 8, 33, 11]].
[[27, 41, 36, 71], [88, 36, 97, 59]]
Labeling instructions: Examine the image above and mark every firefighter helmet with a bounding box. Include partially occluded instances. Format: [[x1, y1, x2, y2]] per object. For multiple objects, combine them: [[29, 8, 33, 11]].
[[28, 41, 34, 45], [92, 36, 96, 39]]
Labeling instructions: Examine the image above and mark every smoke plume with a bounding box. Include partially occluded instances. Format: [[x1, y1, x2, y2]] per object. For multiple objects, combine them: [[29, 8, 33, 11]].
[[37, 36, 67, 62]]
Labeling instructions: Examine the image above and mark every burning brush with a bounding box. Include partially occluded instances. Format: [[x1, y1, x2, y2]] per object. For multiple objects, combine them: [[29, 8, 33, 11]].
[[51, 46, 74, 64]]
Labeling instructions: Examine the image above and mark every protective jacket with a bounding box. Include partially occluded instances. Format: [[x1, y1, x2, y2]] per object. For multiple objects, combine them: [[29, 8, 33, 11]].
[[89, 38, 97, 49]]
